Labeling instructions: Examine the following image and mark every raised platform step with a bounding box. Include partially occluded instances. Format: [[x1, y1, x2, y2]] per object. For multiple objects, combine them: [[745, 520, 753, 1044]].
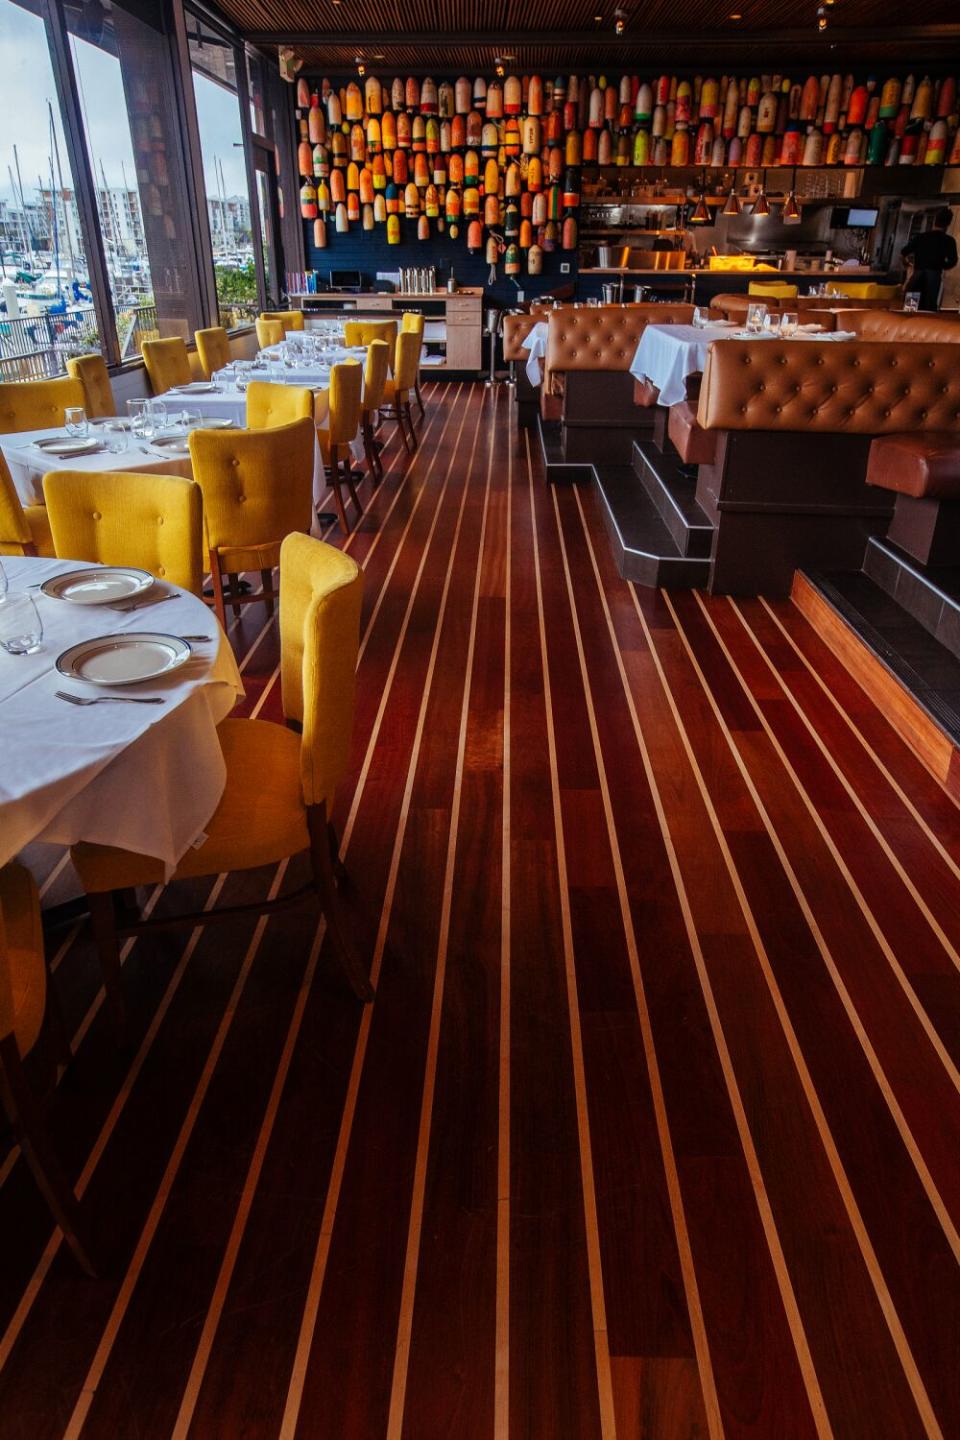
[[863, 535, 960, 665], [535, 416, 594, 485], [632, 439, 714, 558], [793, 569, 960, 801], [594, 464, 711, 589]]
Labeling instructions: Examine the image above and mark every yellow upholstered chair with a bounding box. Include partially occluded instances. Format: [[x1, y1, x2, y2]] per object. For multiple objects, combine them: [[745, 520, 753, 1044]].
[[343, 319, 398, 357], [400, 311, 426, 418], [189, 416, 314, 626], [825, 280, 901, 301], [259, 309, 304, 333], [71, 531, 373, 1025], [66, 355, 115, 419], [141, 337, 192, 395], [1, 863, 97, 1273], [0, 452, 54, 557], [0, 376, 85, 433], [360, 340, 389, 484], [43, 470, 203, 595], [317, 361, 363, 533], [747, 281, 799, 300], [382, 329, 421, 453], [195, 326, 231, 381], [246, 381, 314, 430], [256, 317, 285, 350]]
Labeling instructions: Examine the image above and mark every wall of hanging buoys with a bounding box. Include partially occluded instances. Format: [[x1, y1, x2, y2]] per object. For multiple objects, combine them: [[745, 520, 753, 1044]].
[[294, 69, 960, 281]]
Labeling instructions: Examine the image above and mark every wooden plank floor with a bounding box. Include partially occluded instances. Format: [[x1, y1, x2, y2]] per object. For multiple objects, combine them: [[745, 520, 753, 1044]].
[[2, 380, 960, 1439]]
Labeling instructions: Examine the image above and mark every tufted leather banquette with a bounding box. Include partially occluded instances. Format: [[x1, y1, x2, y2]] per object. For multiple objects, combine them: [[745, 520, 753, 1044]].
[[544, 303, 694, 393], [866, 431, 960, 565], [802, 309, 960, 344], [697, 340, 960, 436], [708, 293, 896, 323], [502, 308, 552, 362]]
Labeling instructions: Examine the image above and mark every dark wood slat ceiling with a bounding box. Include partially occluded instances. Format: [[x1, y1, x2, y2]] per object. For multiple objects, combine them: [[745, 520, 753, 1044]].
[[217, 0, 960, 67]]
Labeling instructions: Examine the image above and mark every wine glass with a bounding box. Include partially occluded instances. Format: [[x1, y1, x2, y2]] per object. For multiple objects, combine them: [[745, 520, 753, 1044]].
[[0, 593, 43, 654], [64, 406, 88, 438], [781, 312, 799, 338], [692, 306, 706, 329]]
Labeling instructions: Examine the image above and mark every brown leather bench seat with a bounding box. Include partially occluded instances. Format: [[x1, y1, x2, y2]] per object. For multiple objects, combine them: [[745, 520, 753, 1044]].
[[668, 400, 717, 466], [691, 337, 960, 594], [867, 432, 960, 565]]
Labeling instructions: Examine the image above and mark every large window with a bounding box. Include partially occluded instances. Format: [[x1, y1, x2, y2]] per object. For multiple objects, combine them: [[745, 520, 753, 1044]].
[[66, 0, 206, 356], [188, 13, 257, 329], [0, 0, 102, 379]]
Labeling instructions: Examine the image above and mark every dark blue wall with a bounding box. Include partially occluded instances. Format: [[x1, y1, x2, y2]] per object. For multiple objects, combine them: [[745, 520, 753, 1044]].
[[304, 218, 577, 307]]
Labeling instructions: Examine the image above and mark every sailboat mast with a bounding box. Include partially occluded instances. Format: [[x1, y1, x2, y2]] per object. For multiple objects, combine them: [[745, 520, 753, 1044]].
[[12, 145, 36, 265], [48, 100, 76, 282]]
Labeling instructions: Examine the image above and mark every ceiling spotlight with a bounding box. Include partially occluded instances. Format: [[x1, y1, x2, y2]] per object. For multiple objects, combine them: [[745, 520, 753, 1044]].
[[614, 6, 626, 32], [722, 187, 742, 216], [817, 5, 828, 29], [494, 56, 505, 76], [728, 10, 742, 16], [594, 14, 603, 22], [782, 191, 801, 222]]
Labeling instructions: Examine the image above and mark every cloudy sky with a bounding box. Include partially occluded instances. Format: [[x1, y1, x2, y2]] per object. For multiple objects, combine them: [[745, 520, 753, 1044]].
[[0, 0, 248, 205]]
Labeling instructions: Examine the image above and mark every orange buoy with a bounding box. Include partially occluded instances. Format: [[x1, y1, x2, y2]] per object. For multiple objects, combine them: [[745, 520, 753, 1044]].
[[313, 216, 327, 248]]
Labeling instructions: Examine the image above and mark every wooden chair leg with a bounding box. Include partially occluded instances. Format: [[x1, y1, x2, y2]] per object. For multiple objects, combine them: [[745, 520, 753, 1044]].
[[44, 965, 73, 1072], [344, 461, 363, 519], [404, 400, 419, 451], [88, 891, 127, 1035], [331, 453, 351, 534], [308, 805, 374, 1002], [0, 1037, 98, 1275], [260, 568, 275, 618], [227, 572, 243, 620], [327, 818, 347, 881], [414, 377, 425, 420], [395, 398, 414, 453], [209, 550, 227, 629]]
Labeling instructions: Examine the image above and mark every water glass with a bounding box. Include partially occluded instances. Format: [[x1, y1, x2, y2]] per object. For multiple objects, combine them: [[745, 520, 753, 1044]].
[[0, 593, 43, 654], [746, 303, 767, 334], [763, 311, 782, 335], [104, 419, 129, 454], [64, 406, 88, 438], [692, 306, 706, 329], [127, 398, 148, 436], [781, 311, 799, 338], [143, 399, 167, 438]]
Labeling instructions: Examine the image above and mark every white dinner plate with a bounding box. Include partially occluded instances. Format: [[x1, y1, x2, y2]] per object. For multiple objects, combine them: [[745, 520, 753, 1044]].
[[56, 631, 191, 685], [41, 566, 155, 606], [170, 382, 217, 394], [149, 434, 191, 453], [195, 416, 234, 429], [33, 437, 102, 457]]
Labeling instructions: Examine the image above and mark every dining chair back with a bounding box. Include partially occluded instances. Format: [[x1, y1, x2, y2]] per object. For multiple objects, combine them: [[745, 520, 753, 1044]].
[[260, 309, 305, 333], [194, 326, 231, 380], [43, 470, 203, 595], [66, 355, 115, 418], [344, 319, 398, 355], [246, 380, 314, 430], [256, 317, 286, 350], [360, 340, 390, 484], [0, 453, 53, 557], [1, 863, 97, 1273], [189, 416, 315, 625], [400, 312, 426, 418], [318, 360, 364, 532], [0, 376, 85, 433], [383, 330, 421, 453], [141, 337, 192, 395]]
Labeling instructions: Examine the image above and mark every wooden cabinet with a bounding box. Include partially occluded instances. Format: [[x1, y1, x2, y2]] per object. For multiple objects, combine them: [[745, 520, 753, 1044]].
[[290, 289, 483, 373]]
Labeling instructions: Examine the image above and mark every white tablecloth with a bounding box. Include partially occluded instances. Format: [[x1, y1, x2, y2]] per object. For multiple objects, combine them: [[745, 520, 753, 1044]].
[[523, 322, 549, 386], [0, 555, 244, 871], [1, 426, 192, 507], [629, 323, 858, 408]]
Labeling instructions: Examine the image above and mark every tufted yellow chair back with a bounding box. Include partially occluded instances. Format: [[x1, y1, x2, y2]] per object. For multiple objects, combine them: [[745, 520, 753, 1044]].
[[189, 417, 314, 557], [246, 381, 314, 431], [748, 282, 799, 299], [392, 329, 421, 394], [825, 281, 901, 301], [0, 863, 46, 1055], [256, 317, 285, 350], [43, 470, 204, 594], [325, 361, 363, 447], [362, 339, 390, 415], [344, 319, 398, 353], [400, 312, 425, 336], [0, 376, 85, 433], [279, 531, 363, 807], [0, 454, 33, 552], [195, 327, 231, 380], [260, 310, 304, 333], [142, 337, 192, 395], [66, 355, 115, 418]]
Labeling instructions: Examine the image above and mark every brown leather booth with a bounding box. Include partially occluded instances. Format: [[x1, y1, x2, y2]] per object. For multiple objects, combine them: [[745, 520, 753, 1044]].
[[867, 433, 960, 565], [503, 307, 555, 430], [708, 293, 896, 323], [803, 308, 960, 343], [692, 338, 960, 594], [542, 303, 694, 461]]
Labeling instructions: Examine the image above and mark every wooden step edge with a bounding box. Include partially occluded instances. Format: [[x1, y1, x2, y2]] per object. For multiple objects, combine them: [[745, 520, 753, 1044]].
[[791, 570, 960, 804]]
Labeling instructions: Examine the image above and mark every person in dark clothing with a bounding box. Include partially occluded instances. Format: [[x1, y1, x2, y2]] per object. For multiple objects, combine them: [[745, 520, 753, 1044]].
[[902, 207, 958, 311]]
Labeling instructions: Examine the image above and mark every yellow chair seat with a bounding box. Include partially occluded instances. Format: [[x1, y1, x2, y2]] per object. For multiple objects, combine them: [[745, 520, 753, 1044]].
[[73, 717, 308, 892], [0, 864, 45, 1056], [215, 538, 285, 574]]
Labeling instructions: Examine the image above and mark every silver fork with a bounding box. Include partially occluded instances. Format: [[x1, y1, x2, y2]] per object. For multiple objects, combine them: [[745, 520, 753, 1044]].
[[55, 690, 165, 706]]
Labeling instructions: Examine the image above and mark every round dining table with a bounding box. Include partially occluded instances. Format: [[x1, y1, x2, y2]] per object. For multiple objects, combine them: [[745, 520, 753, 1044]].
[[0, 555, 244, 873]]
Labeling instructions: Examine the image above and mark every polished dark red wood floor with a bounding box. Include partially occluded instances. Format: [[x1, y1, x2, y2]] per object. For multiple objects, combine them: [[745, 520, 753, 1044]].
[[2, 381, 960, 1439]]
